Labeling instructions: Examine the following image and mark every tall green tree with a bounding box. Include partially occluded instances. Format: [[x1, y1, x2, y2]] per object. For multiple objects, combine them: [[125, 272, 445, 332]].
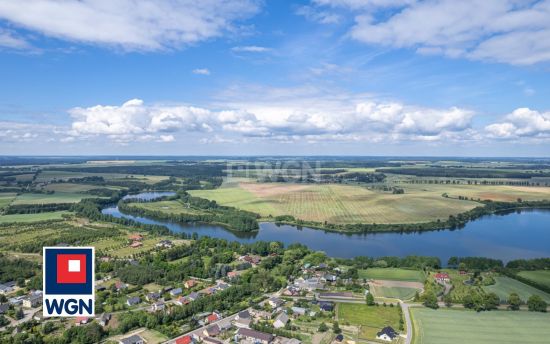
[[508, 293, 521, 311]]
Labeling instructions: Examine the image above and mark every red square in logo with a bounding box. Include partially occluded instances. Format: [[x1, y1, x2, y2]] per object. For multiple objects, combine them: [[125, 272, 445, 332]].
[[56, 254, 87, 284]]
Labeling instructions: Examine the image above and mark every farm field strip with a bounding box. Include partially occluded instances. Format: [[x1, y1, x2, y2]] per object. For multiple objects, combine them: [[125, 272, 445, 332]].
[[358, 268, 426, 282], [0, 192, 16, 209], [412, 308, 550, 344], [483, 276, 550, 303], [517, 270, 550, 287], [11, 192, 108, 205], [190, 181, 482, 224], [370, 285, 419, 300], [0, 211, 69, 224]]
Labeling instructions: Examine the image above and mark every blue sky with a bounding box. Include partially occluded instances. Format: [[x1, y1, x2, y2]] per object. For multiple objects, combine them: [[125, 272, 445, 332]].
[[1, 0, 550, 156]]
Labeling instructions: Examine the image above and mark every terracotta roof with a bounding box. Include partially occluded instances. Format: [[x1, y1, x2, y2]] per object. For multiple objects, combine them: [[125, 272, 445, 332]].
[[176, 336, 192, 344]]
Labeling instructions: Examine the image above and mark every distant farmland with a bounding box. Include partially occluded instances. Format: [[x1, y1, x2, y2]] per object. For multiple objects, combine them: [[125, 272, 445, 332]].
[[190, 180, 480, 224], [190, 178, 550, 225]]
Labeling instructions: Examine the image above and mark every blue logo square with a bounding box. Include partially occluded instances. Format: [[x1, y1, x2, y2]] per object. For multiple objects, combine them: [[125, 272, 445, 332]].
[[44, 248, 93, 295]]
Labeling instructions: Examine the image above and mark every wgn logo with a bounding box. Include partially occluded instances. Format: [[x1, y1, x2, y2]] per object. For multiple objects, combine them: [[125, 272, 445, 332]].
[[43, 247, 95, 317]]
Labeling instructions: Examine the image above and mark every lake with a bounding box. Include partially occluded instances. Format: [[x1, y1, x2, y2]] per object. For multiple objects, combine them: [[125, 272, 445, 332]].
[[103, 192, 550, 263]]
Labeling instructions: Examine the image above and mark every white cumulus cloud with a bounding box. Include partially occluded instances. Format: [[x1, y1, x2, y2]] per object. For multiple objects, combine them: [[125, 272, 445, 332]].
[[0, 0, 260, 51], [486, 108, 550, 139], [192, 68, 211, 75], [312, 0, 550, 65], [231, 45, 272, 52]]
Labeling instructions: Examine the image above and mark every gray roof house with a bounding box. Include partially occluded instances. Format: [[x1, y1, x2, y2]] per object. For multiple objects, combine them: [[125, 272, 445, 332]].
[[236, 328, 274, 344], [273, 312, 289, 329], [126, 296, 141, 306], [118, 334, 146, 344], [188, 292, 200, 301], [170, 288, 183, 296]]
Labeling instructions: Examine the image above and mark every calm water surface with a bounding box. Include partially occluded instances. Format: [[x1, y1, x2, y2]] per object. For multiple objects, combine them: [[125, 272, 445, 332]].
[[103, 192, 550, 263]]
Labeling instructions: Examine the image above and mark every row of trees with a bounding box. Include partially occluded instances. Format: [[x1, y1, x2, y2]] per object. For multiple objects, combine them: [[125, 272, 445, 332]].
[[119, 191, 259, 232]]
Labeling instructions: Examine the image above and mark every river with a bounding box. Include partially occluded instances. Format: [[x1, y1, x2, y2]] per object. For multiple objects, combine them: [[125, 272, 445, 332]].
[[102, 192, 550, 263]]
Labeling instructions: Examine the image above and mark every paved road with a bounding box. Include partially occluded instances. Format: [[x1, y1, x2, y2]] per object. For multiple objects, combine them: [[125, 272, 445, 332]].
[[400, 302, 412, 344]]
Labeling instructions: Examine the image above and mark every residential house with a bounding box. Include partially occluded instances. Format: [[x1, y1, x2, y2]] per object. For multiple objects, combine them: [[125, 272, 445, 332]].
[[206, 312, 220, 323], [217, 318, 232, 331], [156, 240, 173, 248], [0, 282, 15, 295], [151, 301, 165, 312], [291, 307, 306, 316], [175, 336, 192, 344], [0, 303, 10, 314], [294, 277, 325, 291], [115, 281, 127, 291], [146, 292, 161, 302], [252, 309, 272, 320], [236, 328, 274, 344], [126, 296, 141, 306], [188, 292, 200, 301], [99, 313, 111, 326], [23, 293, 42, 308], [323, 274, 337, 282], [215, 282, 230, 291], [200, 287, 216, 296], [75, 317, 90, 326], [227, 271, 242, 280], [203, 324, 221, 337], [236, 309, 251, 320], [184, 280, 198, 289], [434, 273, 450, 283], [282, 286, 300, 296], [267, 297, 284, 309], [170, 288, 183, 297], [8, 296, 23, 306], [202, 338, 223, 344], [273, 312, 289, 329], [234, 317, 251, 329], [128, 234, 143, 241], [130, 242, 143, 248], [174, 296, 190, 306], [376, 326, 398, 342], [118, 334, 146, 344], [318, 301, 334, 312], [241, 255, 261, 265]]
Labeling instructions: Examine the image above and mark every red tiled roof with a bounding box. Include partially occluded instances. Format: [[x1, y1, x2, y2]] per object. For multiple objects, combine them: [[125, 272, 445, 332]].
[[176, 336, 192, 344]]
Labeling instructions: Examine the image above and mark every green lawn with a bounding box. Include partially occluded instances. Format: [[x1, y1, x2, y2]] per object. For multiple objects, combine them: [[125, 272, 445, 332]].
[[518, 270, 550, 288], [337, 303, 403, 340], [371, 286, 419, 300], [359, 268, 426, 282], [129, 200, 206, 215], [0, 192, 16, 209], [0, 211, 69, 223], [483, 276, 550, 303], [412, 308, 550, 344]]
